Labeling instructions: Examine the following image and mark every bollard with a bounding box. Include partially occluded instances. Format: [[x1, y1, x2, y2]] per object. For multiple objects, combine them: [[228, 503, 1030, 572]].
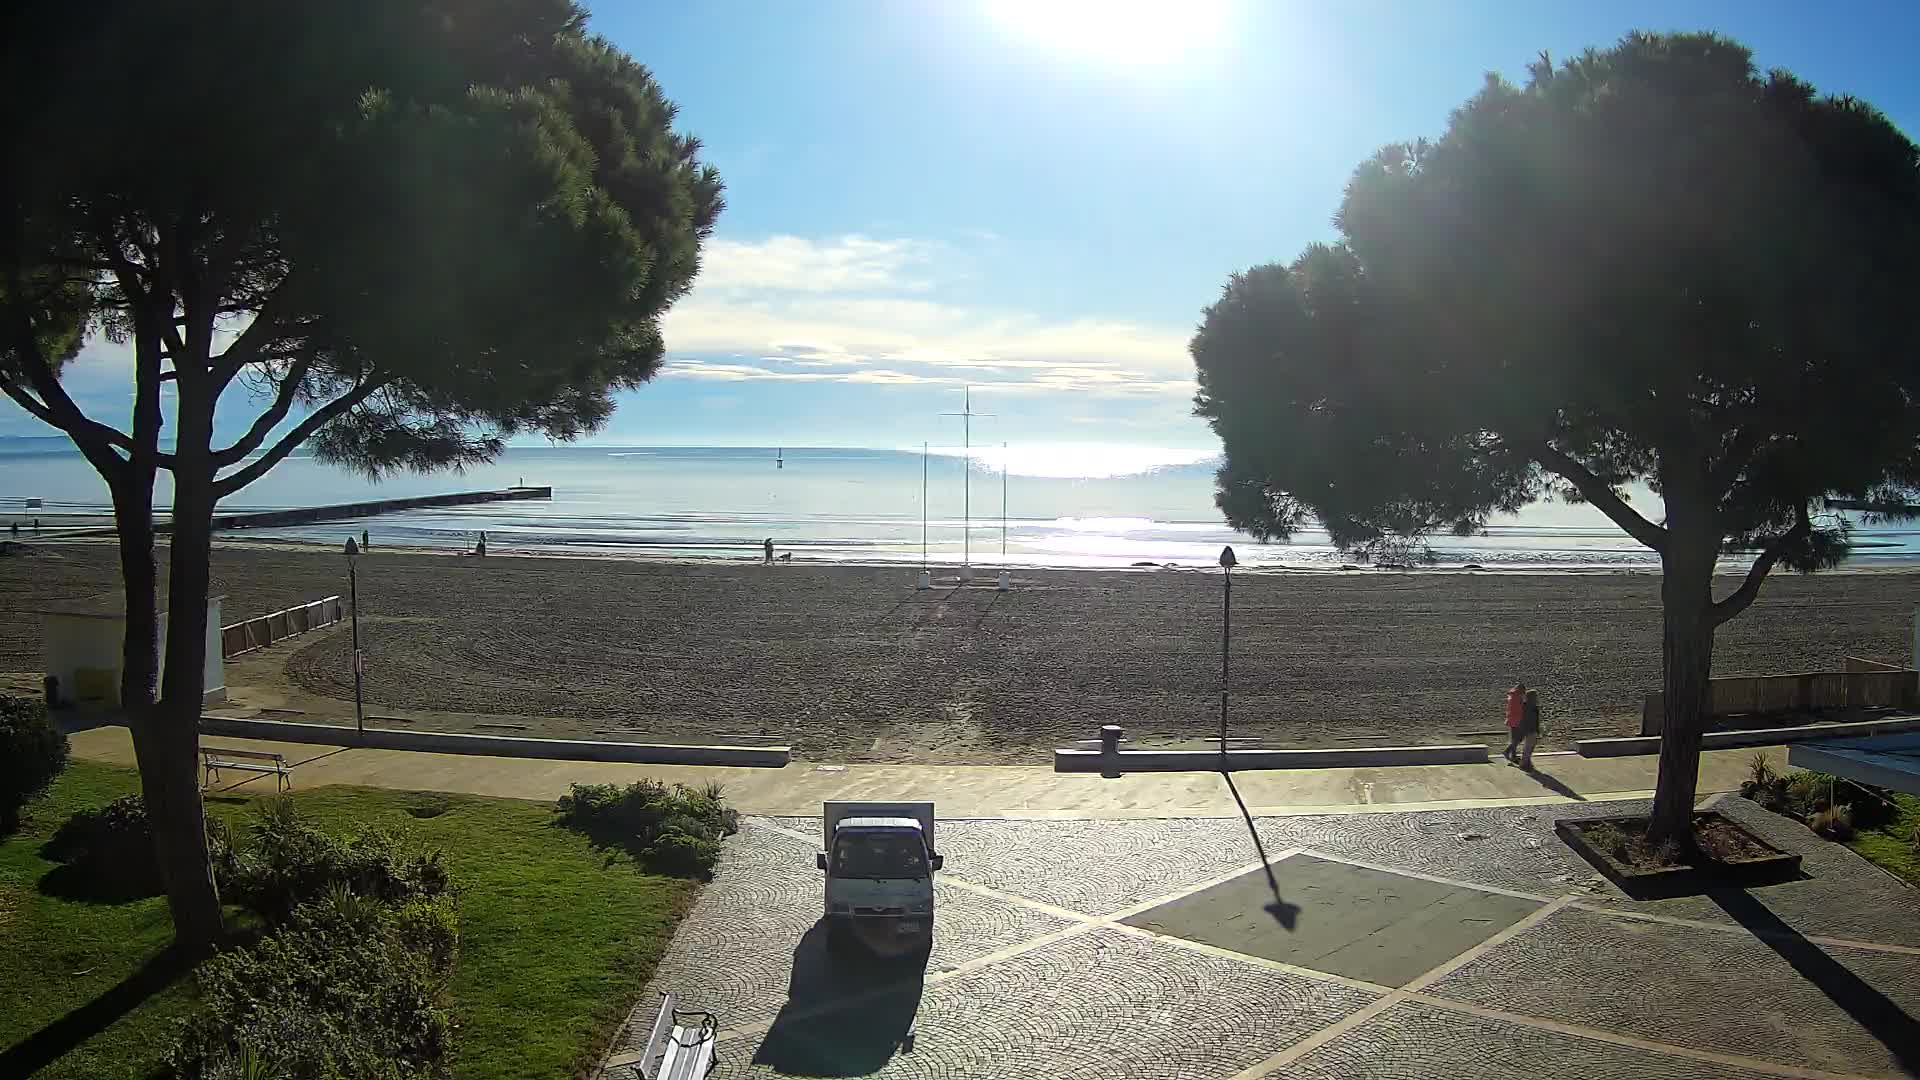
[[960, 565, 974, 583], [997, 569, 1010, 591], [1099, 724, 1123, 779], [918, 570, 932, 590]]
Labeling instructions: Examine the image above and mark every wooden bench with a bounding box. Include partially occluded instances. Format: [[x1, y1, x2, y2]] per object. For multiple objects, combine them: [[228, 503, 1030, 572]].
[[602, 992, 715, 1079], [201, 746, 293, 792]]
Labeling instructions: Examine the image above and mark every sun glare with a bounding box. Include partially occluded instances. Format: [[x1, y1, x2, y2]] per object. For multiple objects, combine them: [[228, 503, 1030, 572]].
[[986, 0, 1228, 65]]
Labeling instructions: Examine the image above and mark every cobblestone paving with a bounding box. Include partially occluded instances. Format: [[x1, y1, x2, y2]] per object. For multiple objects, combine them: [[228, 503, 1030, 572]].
[[1274, 1002, 1789, 1080], [610, 802, 1920, 1080], [781, 814, 1266, 916], [724, 928, 1375, 1080], [1425, 904, 1920, 1075]]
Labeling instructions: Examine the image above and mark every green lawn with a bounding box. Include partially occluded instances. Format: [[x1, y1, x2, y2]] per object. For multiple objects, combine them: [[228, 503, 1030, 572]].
[[0, 760, 698, 1079], [1848, 791, 1920, 888]]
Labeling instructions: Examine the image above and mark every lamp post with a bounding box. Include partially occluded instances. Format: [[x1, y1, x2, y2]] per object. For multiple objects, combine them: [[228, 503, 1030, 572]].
[[1218, 544, 1236, 772], [344, 536, 364, 741]]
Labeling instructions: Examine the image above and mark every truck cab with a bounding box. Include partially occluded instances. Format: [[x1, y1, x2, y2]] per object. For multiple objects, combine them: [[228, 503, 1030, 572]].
[[816, 801, 942, 956]]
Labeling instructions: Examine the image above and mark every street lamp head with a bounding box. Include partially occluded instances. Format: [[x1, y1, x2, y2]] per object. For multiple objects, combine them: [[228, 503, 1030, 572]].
[[1218, 545, 1237, 569], [344, 536, 359, 559]]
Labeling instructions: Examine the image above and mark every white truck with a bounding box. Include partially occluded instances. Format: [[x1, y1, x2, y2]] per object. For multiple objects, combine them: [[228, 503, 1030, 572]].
[[816, 801, 943, 956]]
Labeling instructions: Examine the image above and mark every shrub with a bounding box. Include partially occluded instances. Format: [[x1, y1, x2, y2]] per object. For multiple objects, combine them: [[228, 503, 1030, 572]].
[[168, 891, 458, 1080], [1743, 752, 1779, 792], [1785, 771, 1834, 814], [42, 794, 162, 898], [1, 694, 68, 831], [555, 778, 738, 876], [222, 800, 449, 924], [1809, 804, 1855, 840]]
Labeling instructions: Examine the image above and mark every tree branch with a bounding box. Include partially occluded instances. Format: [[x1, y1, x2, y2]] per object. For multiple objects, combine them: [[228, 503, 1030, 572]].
[[1530, 441, 1668, 552], [1707, 426, 1766, 502], [1711, 506, 1812, 627], [212, 376, 389, 498], [211, 356, 314, 466], [208, 291, 287, 390]]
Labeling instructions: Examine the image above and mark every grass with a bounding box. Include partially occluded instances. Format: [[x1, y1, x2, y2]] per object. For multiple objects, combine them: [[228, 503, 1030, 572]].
[[1847, 791, 1920, 888], [1, 761, 699, 1079]]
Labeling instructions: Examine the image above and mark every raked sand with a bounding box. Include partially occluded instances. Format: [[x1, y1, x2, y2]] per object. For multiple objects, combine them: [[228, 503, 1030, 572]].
[[3, 540, 1919, 763]]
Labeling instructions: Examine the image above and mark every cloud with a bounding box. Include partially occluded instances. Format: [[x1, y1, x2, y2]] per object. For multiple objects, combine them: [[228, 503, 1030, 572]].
[[697, 235, 932, 293], [664, 231, 1197, 398]]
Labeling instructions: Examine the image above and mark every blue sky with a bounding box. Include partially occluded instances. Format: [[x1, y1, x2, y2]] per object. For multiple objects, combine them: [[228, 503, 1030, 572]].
[[8, 0, 1919, 451]]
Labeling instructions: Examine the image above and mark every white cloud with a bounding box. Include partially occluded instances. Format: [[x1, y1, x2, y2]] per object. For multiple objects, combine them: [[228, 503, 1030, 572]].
[[667, 231, 1196, 398], [697, 235, 931, 293]]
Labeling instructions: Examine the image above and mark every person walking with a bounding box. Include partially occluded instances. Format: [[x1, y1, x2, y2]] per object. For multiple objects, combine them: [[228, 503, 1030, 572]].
[[1514, 689, 1544, 770], [763, 537, 774, 565], [1502, 682, 1527, 763]]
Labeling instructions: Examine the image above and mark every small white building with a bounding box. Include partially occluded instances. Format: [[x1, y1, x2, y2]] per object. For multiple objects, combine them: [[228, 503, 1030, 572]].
[[39, 593, 225, 709]]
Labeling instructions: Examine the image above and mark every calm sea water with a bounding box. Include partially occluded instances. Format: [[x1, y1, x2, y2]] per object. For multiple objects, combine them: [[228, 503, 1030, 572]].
[[3, 443, 1917, 571]]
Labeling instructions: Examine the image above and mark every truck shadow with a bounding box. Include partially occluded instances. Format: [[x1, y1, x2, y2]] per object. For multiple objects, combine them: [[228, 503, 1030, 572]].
[[753, 918, 929, 1076]]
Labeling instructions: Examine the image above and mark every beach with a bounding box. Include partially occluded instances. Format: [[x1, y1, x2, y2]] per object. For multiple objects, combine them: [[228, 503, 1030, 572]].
[[4, 541, 1918, 763]]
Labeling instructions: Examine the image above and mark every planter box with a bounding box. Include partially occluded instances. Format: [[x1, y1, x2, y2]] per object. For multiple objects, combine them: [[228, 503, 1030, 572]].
[[1556, 811, 1803, 899]]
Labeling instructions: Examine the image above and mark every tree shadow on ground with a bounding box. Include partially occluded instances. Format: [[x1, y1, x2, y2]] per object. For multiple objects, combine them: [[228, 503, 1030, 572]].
[[1711, 889, 1920, 1074], [752, 918, 928, 1076], [1224, 772, 1300, 930], [36, 813, 161, 904], [0, 945, 190, 1077]]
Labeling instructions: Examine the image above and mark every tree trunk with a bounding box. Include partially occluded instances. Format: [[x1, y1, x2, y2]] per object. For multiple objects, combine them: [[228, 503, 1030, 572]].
[[148, 418, 224, 955], [1648, 538, 1717, 846]]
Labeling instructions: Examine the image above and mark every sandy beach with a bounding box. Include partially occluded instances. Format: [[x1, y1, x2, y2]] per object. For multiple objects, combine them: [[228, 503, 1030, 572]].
[[4, 540, 1919, 763]]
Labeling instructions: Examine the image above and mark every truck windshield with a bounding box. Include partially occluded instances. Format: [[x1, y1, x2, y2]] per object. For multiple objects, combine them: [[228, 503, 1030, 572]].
[[832, 831, 926, 879]]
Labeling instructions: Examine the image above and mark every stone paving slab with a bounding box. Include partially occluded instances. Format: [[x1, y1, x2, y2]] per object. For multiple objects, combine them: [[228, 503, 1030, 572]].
[[1272, 1001, 1792, 1080], [1425, 904, 1920, 1076], [1123, 854, 1542, 988], [824, 816, 1271, 916], [724, 927, 1377, 1080], [619, 824, 1078, 1040], [613, 802, 1920, 1080]]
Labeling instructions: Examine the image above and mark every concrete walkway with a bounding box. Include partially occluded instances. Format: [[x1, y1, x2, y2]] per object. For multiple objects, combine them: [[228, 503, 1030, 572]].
[[69, 726, 1781, 818]]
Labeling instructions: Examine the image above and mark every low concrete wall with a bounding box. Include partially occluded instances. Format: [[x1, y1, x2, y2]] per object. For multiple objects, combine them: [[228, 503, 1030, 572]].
[[1640, 668, 1918, 735], [1055, 743, 1489, 774], [205, 486, 551, 532], [222, 596, 343, 658], [1580, 714, 1920, 758], [196, 715, 790, 768]]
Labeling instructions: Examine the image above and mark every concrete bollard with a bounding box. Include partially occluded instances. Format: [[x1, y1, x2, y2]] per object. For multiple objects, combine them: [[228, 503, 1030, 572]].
[[1099, 724, 1123, 779], [918, 570, 932, 590], [960, 565, 974, 583], [997, 569, 1010, 591]]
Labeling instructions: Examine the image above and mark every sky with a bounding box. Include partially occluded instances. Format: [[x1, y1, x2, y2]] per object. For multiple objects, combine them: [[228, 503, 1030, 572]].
[[8, 0, 1920, 452]]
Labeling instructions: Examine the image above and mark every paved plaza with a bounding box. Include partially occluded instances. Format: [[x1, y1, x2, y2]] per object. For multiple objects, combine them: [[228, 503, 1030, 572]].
[[609, 795, 1920, 1079]]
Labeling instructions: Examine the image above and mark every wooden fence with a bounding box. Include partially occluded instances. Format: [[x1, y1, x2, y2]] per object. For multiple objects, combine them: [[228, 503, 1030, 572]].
[[221, 595, 344, 659], [1640, 660, 1917, 734]]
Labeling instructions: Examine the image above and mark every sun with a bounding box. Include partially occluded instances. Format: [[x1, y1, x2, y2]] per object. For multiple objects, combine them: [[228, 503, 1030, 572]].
[[985, 0, 1229, 65]]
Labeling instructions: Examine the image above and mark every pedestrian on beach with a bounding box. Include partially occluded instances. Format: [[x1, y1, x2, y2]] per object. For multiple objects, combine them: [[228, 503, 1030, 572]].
[[764, 537, 774, 565], [1502, 682, 1526, 762], [1513, 689, 1543, 770], [361, 528, 369, 551], [8, 522, 15, 538]]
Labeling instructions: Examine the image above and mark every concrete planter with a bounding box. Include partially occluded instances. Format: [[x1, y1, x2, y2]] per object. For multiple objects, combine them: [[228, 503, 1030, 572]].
[[1556, 811, 1801, 899]]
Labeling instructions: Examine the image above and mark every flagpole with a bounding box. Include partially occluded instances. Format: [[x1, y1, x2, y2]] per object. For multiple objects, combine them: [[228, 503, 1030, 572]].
[[921, 440, 928, 569]]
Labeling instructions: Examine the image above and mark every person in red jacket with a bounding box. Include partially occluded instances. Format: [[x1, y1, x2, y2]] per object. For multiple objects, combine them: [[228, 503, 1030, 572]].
[[1502, 683, 1527, 763]]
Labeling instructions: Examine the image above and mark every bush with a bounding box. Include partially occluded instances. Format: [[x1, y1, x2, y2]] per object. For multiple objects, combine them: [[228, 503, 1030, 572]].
[[555, 779, 738, 876], [1743, 751, 1779, 792], [1810, 804, 1855, 840], [169, 890, 458, 1080], [1, 694, 68, 831], [42, 794, 162, 898], [221, 800, 449, 924]]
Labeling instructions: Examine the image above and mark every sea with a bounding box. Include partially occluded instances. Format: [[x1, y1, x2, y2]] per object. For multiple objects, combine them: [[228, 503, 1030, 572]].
[[4, 442, 1919, 572]]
